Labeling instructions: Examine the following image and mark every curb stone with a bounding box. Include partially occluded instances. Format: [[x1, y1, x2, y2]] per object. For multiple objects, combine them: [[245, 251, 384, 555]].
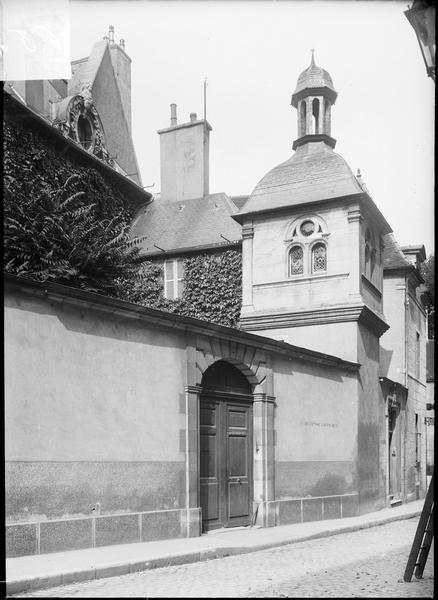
[[6, 510, 421, 596]]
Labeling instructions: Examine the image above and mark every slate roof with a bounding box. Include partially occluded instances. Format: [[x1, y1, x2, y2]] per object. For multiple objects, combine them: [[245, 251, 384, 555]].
[[230, 195, 249, 210], [130, 193, 243, 257], [67, 41, 142, 186], [382, 233, 413, 270], [68, 41, 107, 95], [235, 141, 363, 218]]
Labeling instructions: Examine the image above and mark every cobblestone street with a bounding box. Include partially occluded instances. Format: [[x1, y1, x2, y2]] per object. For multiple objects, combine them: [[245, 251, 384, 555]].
[[11, 518, 434, 598]]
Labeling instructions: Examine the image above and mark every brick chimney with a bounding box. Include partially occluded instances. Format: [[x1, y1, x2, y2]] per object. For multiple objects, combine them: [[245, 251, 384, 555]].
[[158, 104, 212, 201]]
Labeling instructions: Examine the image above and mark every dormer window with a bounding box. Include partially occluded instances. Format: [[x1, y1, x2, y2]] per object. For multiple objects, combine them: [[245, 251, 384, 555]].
[[286, 215, 328, 277], [77, 115, 93, 150]]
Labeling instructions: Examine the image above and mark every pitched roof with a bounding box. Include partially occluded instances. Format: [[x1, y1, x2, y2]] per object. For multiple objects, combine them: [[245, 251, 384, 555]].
[[230, 195, 249, 210], [382, 233, 413, 270], [68, 41, 142, 186], [130, 193, 243, 257], [68, 41, 108, 95], [235, 141, 363, 219]]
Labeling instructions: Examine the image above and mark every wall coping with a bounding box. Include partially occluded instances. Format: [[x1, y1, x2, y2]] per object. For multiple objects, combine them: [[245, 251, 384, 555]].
[[4, 273, 360, 372]]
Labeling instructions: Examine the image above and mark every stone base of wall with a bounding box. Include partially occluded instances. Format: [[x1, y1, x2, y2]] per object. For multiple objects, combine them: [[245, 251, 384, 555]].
[[6, 508, 201, 558], [263, 493, 359, 526], [7, 495, 360, 558]]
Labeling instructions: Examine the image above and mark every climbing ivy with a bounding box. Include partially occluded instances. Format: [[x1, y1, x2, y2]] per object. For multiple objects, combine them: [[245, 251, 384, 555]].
[[4, 111, 243, 327], [3, 113, 145, 294], [119, 249, 243, 328], [181, 250, 242, 327], [3, 115, 135, 225]]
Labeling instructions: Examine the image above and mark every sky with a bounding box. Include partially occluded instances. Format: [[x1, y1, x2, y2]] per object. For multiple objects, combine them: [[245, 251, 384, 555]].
[[69, 0, 435, 255]]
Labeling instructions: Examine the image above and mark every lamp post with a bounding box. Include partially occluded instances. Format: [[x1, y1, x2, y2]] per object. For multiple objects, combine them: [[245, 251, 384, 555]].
[[404, 0, 436, 81]]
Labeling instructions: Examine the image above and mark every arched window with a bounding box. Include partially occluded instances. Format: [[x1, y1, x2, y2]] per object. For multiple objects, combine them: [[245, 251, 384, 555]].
[[312, 242, 327, 272], [312, 98, 319, 134], [323, 97, 330, 135], [289, 246, 303, 275], [286, 215, 329, 277], [300, 101, 306, 137]]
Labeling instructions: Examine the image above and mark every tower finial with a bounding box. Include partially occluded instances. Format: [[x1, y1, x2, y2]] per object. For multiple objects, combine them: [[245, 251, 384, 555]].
[[311, 48, 315, 66]]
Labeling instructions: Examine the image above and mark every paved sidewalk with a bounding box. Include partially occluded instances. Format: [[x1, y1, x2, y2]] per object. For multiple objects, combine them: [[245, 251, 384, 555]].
[[7, 500, 424, 596]]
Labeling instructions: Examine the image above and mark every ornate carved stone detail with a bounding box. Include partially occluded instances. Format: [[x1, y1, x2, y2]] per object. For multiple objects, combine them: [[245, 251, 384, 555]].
[[52, 85, 113, 167]]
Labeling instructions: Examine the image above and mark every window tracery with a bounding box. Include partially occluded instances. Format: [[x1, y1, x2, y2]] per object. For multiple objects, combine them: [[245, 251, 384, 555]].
[[286, 215, 328, 277], [312, 242, 327, 272], [289, 246, 304, 275]]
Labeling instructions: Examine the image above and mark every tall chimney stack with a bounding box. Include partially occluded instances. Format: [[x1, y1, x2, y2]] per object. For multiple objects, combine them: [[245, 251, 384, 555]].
[[170, 103, 177, 126], [108, 27, 132, 133], [158, 107, 211, 202]]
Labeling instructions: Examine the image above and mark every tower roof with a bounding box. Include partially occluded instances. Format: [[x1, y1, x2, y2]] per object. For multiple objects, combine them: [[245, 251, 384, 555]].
[[234, 142, 362, 219], [233, 140, 392, 235], [291, 52, 337, 107]]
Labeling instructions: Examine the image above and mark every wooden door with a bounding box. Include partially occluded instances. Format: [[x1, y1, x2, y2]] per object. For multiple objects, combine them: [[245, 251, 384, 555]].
[[200, 397, 252, 531]]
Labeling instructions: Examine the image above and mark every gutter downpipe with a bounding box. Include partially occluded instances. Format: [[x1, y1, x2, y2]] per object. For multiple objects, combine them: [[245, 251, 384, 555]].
[[403, 273, 409, 502]]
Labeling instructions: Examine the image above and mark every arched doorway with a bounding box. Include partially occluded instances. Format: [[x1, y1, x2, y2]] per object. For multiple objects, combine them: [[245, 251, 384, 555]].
[[200, 360, 253, 531]]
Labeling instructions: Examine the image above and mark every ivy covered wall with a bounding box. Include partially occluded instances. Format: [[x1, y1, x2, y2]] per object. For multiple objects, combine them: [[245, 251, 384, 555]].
[[4, 106, 243, 328], [3, 111, 136, 226], [123, 248, 243, 328]]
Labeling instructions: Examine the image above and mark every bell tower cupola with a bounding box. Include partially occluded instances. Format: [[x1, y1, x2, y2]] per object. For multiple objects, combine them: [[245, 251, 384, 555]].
[[291, 50, 338, 150]]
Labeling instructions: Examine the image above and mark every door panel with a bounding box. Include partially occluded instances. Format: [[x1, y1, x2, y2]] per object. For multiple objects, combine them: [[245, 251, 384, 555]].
[[226, 403, 252, 526], [228, 482, 251, 518], [228, 436, 248, 476], [200, 397, 253, 530], [200, 402, 221, 526]]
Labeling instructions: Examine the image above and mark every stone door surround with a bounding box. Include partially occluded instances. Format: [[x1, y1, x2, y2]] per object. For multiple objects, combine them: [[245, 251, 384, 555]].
[[183, 335, 276, 534]]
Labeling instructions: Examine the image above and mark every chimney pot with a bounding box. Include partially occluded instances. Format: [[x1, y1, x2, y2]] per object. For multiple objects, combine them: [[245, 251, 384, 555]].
[[170, 103, 177, 126], [190, 112, 197, 123]]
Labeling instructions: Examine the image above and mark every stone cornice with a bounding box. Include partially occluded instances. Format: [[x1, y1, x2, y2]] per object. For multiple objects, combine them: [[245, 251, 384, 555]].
[[253, 393, 276, 404], [358, 305, 390, 337], [253, 272, 349, 289], [185, 385, 202, 395], [242, 224, 254, 239], [232, 193, 365, 225], [291, 86, 338, 108], [292, 133, 337, 151], [347, 207, 363, 223], [241, 303, 389, 337]]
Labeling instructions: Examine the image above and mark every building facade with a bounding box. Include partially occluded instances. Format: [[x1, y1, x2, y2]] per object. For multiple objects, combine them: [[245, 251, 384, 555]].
[[4, 38, 431, 558]]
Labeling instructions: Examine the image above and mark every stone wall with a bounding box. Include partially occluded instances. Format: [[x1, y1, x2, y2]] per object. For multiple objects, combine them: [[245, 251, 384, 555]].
[[4, 275, 365, 557]]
